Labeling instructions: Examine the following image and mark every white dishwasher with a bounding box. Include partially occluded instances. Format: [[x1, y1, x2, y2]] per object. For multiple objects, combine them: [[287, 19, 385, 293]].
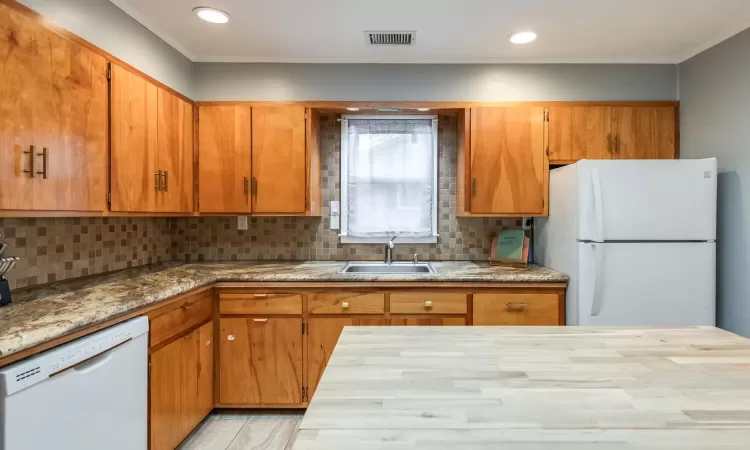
[[0, 316, 149, 450]]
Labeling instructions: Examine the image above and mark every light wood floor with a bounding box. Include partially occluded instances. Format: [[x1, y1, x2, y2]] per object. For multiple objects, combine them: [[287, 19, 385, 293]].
[[178, 411, 303, 450]]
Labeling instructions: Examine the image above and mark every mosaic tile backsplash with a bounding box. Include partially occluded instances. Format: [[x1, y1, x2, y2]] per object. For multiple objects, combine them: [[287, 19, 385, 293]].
[[0, 114, 520, 291], [171, 114, 519, 262], [0, 218, 172, 290]]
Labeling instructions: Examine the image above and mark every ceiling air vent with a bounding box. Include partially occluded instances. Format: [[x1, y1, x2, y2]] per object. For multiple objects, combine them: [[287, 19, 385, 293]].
[[365, 31, 416, 46]]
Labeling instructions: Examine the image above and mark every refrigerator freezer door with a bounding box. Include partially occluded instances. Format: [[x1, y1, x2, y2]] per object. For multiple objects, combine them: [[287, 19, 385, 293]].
[[576, 241, 715, 326], [577, 159, 717, 242]]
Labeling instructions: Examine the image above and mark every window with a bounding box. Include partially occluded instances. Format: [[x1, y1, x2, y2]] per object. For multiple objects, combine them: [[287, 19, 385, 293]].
[[340, 115, 438, 244]]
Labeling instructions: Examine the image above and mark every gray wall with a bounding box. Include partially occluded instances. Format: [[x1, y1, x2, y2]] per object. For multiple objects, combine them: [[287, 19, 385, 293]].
[[19, 0, 193, 97], [193, 63, 678, 101], [679, 27, 750, 337]]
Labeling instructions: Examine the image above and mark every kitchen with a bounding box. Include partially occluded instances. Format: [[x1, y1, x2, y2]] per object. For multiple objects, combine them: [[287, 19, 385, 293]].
[[0, 0, 749, 448]]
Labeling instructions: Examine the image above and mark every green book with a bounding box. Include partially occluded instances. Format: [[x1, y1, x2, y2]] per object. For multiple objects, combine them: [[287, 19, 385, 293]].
[[495, 230, 525, 260]]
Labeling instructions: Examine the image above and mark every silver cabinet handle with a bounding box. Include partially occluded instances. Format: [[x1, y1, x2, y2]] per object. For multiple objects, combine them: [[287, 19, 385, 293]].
[[37, 147, 48, 179], [23, 145, 35, 178], [155, 171, 162, 191], [163, 171, 168, 192]]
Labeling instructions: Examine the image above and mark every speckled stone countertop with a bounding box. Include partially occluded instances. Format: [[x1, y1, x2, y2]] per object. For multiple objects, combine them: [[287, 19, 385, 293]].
[[0, 261, 567, 360]]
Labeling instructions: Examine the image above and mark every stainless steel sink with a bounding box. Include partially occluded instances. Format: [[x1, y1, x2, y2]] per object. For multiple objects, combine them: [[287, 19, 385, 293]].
[[339, 262, 437, 274]]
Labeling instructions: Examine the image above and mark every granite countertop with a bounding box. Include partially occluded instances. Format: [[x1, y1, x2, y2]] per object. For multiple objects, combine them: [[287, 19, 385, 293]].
[[0, 261, 567, 360], [296, 326, 750, 449]]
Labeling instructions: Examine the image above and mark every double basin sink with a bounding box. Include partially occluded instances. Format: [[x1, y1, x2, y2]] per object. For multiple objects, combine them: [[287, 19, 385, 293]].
[[339, 262, 437, 274]]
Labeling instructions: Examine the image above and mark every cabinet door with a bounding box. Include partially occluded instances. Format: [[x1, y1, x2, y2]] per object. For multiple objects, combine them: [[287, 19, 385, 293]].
[[390, 317, 467, 326], [473, 293, 561, 326], [0, 5, 107, 211], [548, 106, 613, 164], [219, 317, 302, 405], [469, 106, 547, 215], [612, 107, 676, 159], [251, 106, 307, 213], [308, 318, 385, 399], [198, 105, 251, 213], [110, 64, 158, 212], [157, 89, 194, 213], [150, 322, 214, 450]]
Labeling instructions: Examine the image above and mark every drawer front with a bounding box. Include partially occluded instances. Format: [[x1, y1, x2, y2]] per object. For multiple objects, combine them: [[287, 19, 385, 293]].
[[150, 290, 213, 347], [473, 293, 561, 326], [390, 293, 468, 314], [308, 293, 385, 314], [219, 293, 302, 315]]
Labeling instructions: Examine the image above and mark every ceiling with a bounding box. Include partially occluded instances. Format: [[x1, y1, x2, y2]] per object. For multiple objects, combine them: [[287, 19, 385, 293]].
[[110, 0, 750, 63]]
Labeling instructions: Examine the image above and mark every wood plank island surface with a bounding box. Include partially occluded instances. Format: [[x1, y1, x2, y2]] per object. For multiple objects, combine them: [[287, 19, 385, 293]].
[[294, 326, 750, 449]]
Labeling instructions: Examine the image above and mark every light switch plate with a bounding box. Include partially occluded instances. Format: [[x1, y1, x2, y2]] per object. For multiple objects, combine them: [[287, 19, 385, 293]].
[[521, 217, 533, 231], [330, 201, 340, 230], [237, 216, 248, 231]]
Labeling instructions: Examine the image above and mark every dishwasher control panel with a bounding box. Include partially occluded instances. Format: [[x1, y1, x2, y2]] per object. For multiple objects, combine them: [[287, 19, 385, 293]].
[[0, 316, 148, 396]]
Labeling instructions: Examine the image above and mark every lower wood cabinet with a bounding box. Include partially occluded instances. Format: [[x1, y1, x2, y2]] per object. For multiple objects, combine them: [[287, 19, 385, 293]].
[[390, 317, 467, 326], [472, 293, 562, 326], [219, 317, 303, 405], [150, 321, 213, 450], [307, 317, 386, 398]]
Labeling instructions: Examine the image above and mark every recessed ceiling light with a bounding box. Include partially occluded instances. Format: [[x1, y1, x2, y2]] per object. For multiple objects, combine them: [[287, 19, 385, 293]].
[[508, 31, 537, 45], [347, 107, 360, 111], [193, 7, 230, 24], [417, 108, 430, 112]]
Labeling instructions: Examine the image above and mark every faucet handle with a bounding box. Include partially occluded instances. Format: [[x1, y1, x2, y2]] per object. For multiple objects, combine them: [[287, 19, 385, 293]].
[[387, 235, 397, 248], [413, 254, 419, 264]]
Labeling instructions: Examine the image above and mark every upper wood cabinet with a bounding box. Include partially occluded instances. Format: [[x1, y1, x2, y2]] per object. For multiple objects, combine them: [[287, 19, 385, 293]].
[[197, 105, 252, 214], [548, 105, 677, 164], [110, 64, 194, 213], [156, 89, 194, 213], [251, 106, 307, 213], [0, 3, 107, 212], [547, 106, 613, 163], [612, 106, 676, 160], [459, 106, 548, 216], [197, 105, 321, 216]]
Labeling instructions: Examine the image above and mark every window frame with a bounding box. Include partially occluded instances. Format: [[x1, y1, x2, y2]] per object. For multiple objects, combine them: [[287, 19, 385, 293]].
[[340, 114, 439, 244]]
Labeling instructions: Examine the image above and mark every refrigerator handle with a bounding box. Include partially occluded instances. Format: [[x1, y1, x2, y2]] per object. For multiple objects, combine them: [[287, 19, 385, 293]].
[[591, 243, 604, 316], [591, 169, 605, 242]]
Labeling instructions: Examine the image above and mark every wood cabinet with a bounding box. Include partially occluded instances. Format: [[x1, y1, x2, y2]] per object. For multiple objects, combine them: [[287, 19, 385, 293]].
[[156, 89, 194, 212], [612, 106, 676, 160], [390, 293, 467, 314], [219, 317, 303, 405], [308, 292, 385, 314], [111, 64, 193, 213], [461, 106, 548, 216], [198, 105, 252, 213], [473, 293, 562, 326], [0, 3, 107, 212], [548, 105, 677, 164], [251, 106, 307, 213], [390, 317, 467, 326], [307, 317, 385, 398], [150, 321, 213, 450]]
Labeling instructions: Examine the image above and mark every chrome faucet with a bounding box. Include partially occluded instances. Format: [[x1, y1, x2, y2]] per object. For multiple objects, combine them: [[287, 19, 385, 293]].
[[384, 235, 397, 264]]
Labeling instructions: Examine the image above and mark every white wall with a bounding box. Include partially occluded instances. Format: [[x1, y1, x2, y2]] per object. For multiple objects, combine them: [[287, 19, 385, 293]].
[[193, 63, 678, 101], [680, 28, 750, 337], [19, 0, 193, 97]]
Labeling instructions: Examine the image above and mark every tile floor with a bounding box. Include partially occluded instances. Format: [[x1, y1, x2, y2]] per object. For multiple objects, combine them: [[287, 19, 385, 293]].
[[178, 411, 303, 450]]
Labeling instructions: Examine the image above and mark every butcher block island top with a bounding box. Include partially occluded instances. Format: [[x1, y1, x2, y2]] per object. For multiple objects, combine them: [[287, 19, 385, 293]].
[[294, 326, 750, 449]]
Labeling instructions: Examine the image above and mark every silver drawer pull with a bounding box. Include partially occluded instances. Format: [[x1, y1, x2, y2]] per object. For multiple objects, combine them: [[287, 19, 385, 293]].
[[424, 300, 433, 309], [341, 301, 349, 310]]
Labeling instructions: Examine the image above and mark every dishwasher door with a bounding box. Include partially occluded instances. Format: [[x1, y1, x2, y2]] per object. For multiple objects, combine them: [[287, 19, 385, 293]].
[[0, 316, 149, 450]]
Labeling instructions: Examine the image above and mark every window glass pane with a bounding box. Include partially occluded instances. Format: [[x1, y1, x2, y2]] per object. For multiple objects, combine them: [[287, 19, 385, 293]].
[[345, 118, 435, 239]]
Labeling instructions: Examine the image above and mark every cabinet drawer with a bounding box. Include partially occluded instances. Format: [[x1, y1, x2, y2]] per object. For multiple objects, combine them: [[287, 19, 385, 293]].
[[473, 293, 561, 326], [390, 293, 468, 314], [308, 293, 385, 314], [150, 290, 213, 347], [219, 293, 302, 315]]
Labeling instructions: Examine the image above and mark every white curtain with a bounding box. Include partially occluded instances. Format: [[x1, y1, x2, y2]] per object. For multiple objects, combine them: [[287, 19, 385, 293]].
[[345, 118, 435, 240]]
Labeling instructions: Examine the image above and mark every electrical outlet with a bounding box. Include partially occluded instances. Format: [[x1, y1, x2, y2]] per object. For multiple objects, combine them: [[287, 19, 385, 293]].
[[237, 216, 248, 231], [330, 201, 340, 230], [521, 217, 533, 230]]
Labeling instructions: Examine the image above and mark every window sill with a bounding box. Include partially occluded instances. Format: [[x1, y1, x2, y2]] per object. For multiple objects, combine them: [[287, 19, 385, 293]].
[[340, 236, 438, 245]]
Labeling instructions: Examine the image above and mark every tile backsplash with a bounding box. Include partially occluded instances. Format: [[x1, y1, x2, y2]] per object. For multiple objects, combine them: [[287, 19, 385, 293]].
[[0, 217, 172, 290], [171, 114, 518, 262], [0, 114, 519, 291]]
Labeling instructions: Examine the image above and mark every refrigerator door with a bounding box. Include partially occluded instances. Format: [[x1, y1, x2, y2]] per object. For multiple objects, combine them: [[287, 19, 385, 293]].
[[576, 241, 715, 326], [577, 159, 717, 242]]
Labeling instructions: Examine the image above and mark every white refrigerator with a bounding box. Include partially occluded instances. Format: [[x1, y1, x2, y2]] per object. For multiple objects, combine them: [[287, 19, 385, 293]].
[[535, 159, 717, 326]]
